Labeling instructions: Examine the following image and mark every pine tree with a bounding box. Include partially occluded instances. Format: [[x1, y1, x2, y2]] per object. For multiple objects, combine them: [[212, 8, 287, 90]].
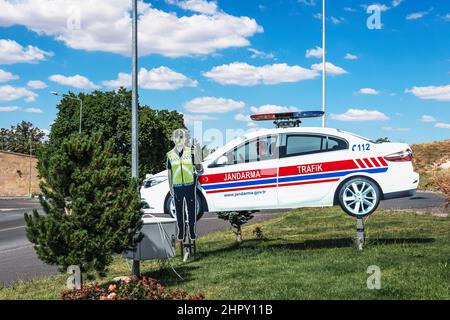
[[217, 211, 254, 243], [24, 132, 143, 277]]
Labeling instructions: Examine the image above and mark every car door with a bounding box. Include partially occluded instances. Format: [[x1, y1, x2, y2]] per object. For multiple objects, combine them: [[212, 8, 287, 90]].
[[200, 134, 279, 211], [277, 133, 350, 207]]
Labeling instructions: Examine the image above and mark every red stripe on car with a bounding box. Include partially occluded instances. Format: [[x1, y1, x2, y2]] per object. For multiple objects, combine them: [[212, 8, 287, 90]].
[[278, 159, 358, 177], [278, 178, 340, 188], [356, 159, 366, 168], [199, 167, 277, 185], [377, 156, 388, 166], [370, 157, 381, 167], [363, 158, 373, 168]]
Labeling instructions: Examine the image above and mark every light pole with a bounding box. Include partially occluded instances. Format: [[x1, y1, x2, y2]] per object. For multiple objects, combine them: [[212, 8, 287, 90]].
[[322, 0, 326, 128], [51, 91, 83, 135], [28, 134, 32, 198], [131, 0, 140, 278]]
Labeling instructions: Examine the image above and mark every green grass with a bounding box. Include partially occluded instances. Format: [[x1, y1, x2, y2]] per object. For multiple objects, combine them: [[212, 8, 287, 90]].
[[1, 207, 450, 300]]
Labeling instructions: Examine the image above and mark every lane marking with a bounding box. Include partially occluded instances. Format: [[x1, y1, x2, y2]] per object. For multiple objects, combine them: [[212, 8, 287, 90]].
[[0, 208, 36, 212], [0, 225, 26, 233]]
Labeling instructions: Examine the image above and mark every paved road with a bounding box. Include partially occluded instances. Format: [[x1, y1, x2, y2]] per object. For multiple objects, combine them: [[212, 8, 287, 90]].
[[0, 192, 445, 287]]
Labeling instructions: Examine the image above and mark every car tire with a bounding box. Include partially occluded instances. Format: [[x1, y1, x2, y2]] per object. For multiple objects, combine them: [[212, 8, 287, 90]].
[[338, 177, 381, 217], [163, 192, 204, 220]]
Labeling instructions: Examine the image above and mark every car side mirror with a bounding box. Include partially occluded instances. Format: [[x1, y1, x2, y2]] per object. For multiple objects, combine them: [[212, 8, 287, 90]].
[[216, 156, 228, 166]]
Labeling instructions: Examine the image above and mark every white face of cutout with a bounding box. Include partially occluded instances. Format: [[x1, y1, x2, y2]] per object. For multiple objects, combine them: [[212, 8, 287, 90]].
[[172, 129, 188, 147]]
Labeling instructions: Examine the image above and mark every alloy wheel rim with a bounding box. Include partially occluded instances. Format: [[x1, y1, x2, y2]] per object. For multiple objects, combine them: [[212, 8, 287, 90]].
[[343, 181, 377, 216]]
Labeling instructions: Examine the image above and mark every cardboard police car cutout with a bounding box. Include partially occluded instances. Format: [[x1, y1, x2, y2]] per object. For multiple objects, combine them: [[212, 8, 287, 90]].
[[141, 112, 419, 219]]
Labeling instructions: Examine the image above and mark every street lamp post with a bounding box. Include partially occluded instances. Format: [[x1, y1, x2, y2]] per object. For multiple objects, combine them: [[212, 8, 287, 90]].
[[51, 91, 83, 135], [322, 0, 326, 128], [131, 0, 140, 278]]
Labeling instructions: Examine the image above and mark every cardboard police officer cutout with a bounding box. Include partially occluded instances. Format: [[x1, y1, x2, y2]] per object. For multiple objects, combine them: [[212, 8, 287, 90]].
[[167, 129, 202, 241]]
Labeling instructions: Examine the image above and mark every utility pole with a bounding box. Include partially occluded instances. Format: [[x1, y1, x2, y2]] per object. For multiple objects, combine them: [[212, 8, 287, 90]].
[[28, 134, 32, 198], [322, 0, 326, 128], [131, 0, 140, 278]]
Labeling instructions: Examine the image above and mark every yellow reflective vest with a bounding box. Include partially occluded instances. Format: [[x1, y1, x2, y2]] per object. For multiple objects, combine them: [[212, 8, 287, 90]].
[[167, 147, 195, 186]]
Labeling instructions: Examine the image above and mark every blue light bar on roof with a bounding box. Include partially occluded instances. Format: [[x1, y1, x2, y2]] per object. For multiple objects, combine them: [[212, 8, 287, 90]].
[[250, 111, 324, 121]]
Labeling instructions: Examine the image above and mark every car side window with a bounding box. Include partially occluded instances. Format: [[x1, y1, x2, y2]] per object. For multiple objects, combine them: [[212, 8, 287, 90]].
[[214, 135, 278, 166], [285, 135, 325, 156], [280, 134, 348, 158], [327, 136, 348, 151]]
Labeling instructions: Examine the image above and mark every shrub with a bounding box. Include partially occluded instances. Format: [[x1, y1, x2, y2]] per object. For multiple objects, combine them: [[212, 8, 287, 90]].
[[252, 226, 267, 241], [217, 211, 254, 243], [60, 276, 205, 300], [433, 169, 450, 208], [25, 133, 143, 278]]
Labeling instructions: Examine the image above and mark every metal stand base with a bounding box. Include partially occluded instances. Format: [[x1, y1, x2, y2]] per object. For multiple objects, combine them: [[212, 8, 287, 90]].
[[180, 222, 196, 261], [356, 218, 365, 250]]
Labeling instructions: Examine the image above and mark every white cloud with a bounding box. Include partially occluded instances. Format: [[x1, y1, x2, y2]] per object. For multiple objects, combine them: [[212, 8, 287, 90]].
[[204, 62, 319, 86], [313, 13, 322, 20], [0, 106, 19, 112], [49, 74, 100, 90], [344, 53, 358, 60], [392, 0, 404, 7], [0, 0, 262, 58], [359, 88, 380, 95], [26, 107, 43, 113], [170, 0, 218, 15], [183, 114, 217, 125], [103, 67, 198, 90], [406, 8, 433, 20], [234, 113, 252, 122], [0, 69, 19, 83], [421, 115, 436, 123], [298, 0, 316, 6], [311, 62, 348, 76], [0, 39, 53, 65], [0, 85, 37, 102], [344, 7, 356, 12], [184, 97, 245, 113], [362, 4, 390, 12], [382, 127, 410, 132], [330, 109, 389, 121], [305, 46, 323, 59], [435, 123, 450, 129], [102, 73, 131, 89], [140, 67, 198, 90], [27, 80, 47, 89], [250, 104, 299, 114], [444, 13, 450, 21], [248, 48, 274, 59], [331, 16, 344, 24], [406, 85, 450, 101]]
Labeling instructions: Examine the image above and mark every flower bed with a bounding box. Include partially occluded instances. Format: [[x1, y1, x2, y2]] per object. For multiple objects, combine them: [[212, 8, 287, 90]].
[[60, 276, 205, 300]]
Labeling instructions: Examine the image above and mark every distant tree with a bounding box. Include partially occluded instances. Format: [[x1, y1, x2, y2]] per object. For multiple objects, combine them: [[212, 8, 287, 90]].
[[45, 88, 184, 179], [376, 137, 391, 143], [0, 121, 45, 154], [25, 133, 143, 278], [217, 211, 254, 243]]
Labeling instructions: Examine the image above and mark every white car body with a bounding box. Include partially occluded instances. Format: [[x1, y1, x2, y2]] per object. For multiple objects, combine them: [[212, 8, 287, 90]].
[[140, 127, 419, 216]]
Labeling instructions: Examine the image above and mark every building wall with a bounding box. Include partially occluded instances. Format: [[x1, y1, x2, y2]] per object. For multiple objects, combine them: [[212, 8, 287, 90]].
[[0, 151, 41, 197]]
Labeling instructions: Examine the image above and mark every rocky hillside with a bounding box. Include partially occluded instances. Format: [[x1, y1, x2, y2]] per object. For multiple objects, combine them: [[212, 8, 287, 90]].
[[411, 139, 450, 190]]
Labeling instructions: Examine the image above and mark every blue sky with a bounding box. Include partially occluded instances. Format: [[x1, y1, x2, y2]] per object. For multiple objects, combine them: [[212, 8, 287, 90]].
[[0, 0, 448, 145]]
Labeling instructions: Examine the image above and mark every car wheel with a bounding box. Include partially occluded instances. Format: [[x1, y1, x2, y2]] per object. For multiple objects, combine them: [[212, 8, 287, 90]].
[[338, 177, 380, 217], [164, 192, 204, 220]]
